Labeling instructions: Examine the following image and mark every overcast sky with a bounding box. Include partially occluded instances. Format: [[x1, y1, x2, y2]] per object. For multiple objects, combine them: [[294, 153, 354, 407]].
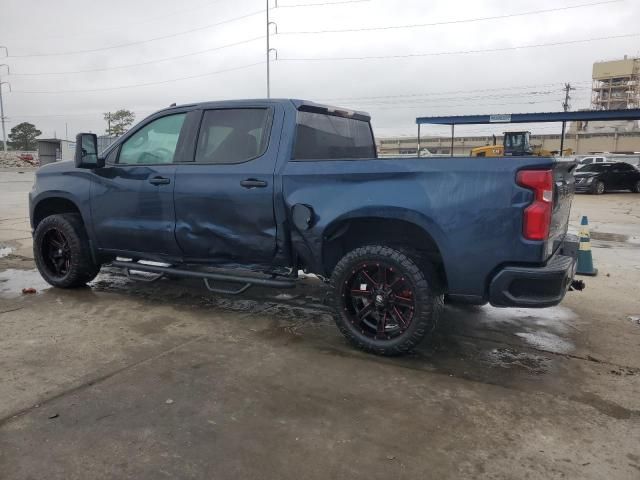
[[1, 0, 638, 140]]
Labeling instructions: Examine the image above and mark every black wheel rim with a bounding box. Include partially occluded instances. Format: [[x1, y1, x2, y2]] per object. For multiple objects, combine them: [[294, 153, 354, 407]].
[[41, 228, 71, 278], [341, 262, 415, 340]]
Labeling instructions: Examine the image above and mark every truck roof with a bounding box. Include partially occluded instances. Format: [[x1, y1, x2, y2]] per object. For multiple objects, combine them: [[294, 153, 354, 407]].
[[156, 99, 371, 122]]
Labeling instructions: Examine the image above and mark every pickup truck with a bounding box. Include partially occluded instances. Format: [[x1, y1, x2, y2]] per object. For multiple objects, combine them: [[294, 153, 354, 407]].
[[29, 99, 579, 355]]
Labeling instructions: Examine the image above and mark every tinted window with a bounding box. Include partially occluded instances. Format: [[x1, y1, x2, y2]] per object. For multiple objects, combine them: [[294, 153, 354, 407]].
[[119, 114, 186, 165], [613, 163, 633, 172], [579, 164, 610, 172], [195, 109, 271, 164], [293, 111, 376, 160]]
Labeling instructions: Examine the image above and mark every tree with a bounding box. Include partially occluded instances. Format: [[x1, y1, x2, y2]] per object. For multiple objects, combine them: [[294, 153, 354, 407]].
[[8, 122, 41, 151], [104, 109, 135, 136]]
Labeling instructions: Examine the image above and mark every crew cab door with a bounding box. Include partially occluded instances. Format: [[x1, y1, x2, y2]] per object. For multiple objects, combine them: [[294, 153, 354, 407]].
[[173, 106, 281, 264], [91, 112, 191, 257]]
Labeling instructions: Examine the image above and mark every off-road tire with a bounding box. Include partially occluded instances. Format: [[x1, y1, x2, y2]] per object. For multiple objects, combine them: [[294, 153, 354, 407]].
[[330, 245, 442, 356], [33, 213, 100, 288]]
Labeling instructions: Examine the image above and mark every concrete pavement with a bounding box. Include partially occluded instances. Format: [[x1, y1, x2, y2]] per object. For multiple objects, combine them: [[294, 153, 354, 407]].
[[1, 169, 639, 479]]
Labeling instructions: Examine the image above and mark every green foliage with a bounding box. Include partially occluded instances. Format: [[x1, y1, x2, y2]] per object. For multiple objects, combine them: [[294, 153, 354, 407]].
[[8, 122, 42, 150], [104, 109, 135, 136]]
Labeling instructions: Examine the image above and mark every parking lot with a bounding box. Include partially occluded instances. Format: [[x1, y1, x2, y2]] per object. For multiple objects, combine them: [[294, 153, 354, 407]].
[[0, 168, 639, 479]]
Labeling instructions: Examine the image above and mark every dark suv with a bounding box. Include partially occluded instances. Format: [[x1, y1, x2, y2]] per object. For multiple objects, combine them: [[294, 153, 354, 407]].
[[575, 162, 640, 194]]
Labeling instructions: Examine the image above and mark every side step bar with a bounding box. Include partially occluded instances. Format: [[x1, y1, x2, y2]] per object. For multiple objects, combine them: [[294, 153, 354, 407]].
[[111, 260, 296, 294]]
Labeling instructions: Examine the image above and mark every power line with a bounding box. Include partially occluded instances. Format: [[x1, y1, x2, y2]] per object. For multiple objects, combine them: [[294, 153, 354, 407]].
[[10, 61, 265, 94], [8, 36, 265, 76], [351, 98, 574, 111], [7, 10, 265, 58], [315, 82, 592, 102], [278, 32, 640, 61], [279, 0, 622, 34]]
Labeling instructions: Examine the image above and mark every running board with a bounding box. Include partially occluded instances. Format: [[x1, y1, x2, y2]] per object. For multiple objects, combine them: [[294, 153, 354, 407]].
[[111, 260, 296, 294]]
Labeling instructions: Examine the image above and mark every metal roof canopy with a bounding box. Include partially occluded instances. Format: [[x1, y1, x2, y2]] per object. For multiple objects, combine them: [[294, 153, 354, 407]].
[[414, 108, 640, 157], [416, 108, 640, 125]]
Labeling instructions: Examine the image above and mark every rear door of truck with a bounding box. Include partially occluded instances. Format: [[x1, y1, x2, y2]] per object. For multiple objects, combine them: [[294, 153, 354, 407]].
[[547, 158, 577, 257], [173, 103, 284, 264]]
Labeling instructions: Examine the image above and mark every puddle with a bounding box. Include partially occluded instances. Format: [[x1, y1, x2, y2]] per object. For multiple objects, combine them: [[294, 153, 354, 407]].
[[589, 231, 638, 249], [0, 246, 14, 258], [514, 331, 574, 354], [0, 269, 51, 298], [441, 304, 578, 356], [590, 231, 629, 242]]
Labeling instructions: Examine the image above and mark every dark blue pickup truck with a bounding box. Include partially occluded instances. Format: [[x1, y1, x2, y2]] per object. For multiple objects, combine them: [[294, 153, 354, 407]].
[[29, 99, 579, 355]]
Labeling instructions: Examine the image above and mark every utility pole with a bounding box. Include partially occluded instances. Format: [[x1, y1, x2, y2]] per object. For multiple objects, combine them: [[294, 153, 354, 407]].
[[559, 82, 575, 156], [106, 112, 112, 136], [266, 0, 270, 98], [0, 64, 9, 152], [266, 0, 278, 98]]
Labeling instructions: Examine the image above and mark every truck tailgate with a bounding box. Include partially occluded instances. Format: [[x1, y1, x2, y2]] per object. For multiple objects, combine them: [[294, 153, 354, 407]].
[[548, 158, 576, 258]]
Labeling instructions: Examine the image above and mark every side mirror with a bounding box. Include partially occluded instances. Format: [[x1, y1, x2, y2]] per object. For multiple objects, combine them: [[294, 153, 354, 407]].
[[74, 133, 104, 168]]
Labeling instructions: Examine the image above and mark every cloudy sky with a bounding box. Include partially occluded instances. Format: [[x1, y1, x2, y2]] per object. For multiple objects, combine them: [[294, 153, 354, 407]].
[[1, 0, 638, 140]]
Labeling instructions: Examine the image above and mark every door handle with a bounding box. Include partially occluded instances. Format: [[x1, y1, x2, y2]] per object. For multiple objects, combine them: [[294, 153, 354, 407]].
[[149, 176, 171, 185], [240, 179, 268, 188]]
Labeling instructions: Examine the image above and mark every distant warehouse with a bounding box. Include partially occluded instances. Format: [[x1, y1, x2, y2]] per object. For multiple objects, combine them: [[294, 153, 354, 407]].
[[37, 135, 119, 165]]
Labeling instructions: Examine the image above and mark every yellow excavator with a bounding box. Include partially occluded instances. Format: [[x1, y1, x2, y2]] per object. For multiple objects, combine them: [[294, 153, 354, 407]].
[[470, 131, 573, 157]]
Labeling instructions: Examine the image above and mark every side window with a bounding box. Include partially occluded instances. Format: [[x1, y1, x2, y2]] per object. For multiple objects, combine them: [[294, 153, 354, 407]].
[[293, 111, 376, 160], [581, 158, 593, 165], [118, 114, 186, 165], [194, 109, 271, 164]]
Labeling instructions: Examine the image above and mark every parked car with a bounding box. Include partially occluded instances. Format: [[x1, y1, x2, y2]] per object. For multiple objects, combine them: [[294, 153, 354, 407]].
[[575, 162, 640, 194], [577, 155, 612, 166], [29, 99, 579, 355]]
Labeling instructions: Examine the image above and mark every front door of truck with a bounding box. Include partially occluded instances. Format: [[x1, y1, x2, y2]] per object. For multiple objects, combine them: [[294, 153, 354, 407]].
[[91, 112, 190, 258], [173, 106, 281, 264]]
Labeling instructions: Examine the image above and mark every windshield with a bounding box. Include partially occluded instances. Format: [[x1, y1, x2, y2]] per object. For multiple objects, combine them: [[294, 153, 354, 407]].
[[504, 132, 530, 151]]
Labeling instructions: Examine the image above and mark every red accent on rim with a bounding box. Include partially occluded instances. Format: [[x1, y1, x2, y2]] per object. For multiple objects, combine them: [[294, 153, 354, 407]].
[[341, 262, 415, 340]]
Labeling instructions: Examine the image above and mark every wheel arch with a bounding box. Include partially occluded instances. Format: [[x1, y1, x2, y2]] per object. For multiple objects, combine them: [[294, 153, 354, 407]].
[[31, 194, 86, 230], [321, 210, 449, 290]]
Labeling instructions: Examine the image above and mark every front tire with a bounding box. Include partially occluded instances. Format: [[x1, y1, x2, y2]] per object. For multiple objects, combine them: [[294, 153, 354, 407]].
[[330, 245, 442, 356], [592, 180, 605, 195], [633, 180, 640, 193], [33, 214, 100, 288]]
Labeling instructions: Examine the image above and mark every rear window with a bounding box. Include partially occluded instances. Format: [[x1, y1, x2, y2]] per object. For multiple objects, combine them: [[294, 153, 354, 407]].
[[293, 111, 376, 160]]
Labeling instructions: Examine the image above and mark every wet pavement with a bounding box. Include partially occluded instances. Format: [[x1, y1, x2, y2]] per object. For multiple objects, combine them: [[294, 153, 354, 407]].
[[1, 170, 639, 479]]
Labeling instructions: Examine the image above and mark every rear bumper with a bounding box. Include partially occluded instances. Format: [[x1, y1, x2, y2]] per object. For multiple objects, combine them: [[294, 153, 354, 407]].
[[489, 234, 579, 308]]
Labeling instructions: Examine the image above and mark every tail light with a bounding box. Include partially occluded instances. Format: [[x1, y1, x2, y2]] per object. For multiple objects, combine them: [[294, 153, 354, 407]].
[[517, 169, 553, 240]]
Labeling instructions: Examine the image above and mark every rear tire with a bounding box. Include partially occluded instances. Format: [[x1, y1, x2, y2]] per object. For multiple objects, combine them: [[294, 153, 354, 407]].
[[33, 213, 100, 288], [330, 245, 442, 356]]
